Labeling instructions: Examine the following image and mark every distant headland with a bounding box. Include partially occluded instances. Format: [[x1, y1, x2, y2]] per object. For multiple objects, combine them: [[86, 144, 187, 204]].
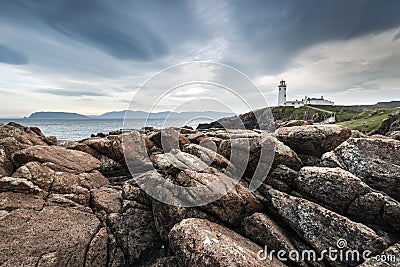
[[27, 110, 235, 120]]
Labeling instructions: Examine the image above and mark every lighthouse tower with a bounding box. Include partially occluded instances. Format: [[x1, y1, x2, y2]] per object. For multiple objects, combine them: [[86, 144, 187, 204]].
[[278, 80, 287, 106]]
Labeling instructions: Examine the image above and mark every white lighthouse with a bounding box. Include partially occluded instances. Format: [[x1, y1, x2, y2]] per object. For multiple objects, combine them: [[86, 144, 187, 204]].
[[278, 80, 287, 106], [277, 80, 334, 108]]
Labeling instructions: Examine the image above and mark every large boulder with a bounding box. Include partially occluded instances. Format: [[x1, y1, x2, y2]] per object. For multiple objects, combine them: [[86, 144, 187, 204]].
[[182, 143, 233, 172], [0, 123, 57, 176], [122, 180, 151, 206], [83, 134, 124, 163], [148, 128, 190, 152], [276, 125, 352, 157], [242, 213, 297, 256], [218, 134, 303, 180], [12, 145, 101, 174], [0, 176, 44, 195], [12, 161, 108, 193], [294, 167, 400, 232], [12, 161, 56, 191], [273, 139, 303, 170], [320, 138, 400, 201], [242, 212, 313, 267], [85, 227, 108, 267], [262, 165, 298, 193], [0, 191, 45, 211], [184, 132, 208, 144], [200, 129, 263, 141], [351, 130, 367, 138], [263, 188, 388, 266], [91, 186, 122, 214], [0, 149, 13, 177], [0, 123, 53, 156], [374, 111, 400, 136], [178, 169, 264, 226], [149, 256, 180, 267], [153, 149, 210, 176], [347, 192, 400, 232], [151, 200, 218, 242], [153, 150, 263, 226], [295, 167, 371, 213], [387, 131, 400, 141], [169, 218, 286, 267], [358, 243, 400, 267], [278, 120, 312, 128], [0, 147, 113, 265], [62, 140, 124, 173], [0, 206, 103, 266], [122, 131, 154, 174], [107, 206, 163, 265]]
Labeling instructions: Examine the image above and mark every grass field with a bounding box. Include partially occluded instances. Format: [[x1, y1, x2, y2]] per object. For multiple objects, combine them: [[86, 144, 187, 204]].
[[292, 105, 399, 133], [336, 108, 398, 133], [310, 105, 362, 122], [272, 103, 399, 133]]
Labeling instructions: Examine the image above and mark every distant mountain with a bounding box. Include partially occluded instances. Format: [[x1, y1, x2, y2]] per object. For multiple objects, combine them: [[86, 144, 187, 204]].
[[29, 112, 90, 119], [369, 101, 400, 109], [28, 110, 235, 120], [95, 110, 148, 119], [96, 110, 235, 120], [175, 111, 237, 120], [342, 101, 400, 111]]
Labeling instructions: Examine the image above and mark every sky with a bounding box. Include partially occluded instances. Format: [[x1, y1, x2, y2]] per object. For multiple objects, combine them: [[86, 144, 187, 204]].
[[0, 0, 399, 117]]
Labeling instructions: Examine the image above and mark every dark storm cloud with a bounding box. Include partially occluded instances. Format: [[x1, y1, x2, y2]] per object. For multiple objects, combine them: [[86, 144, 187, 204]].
[[0, 44, 28, 65], [36, 88, 107, 97], [227, 0, 400, 73], [0, 0, 399, 113], [0, 0, 170, 61], [0, 0, 398, 71], [0, 0, 208, 79]]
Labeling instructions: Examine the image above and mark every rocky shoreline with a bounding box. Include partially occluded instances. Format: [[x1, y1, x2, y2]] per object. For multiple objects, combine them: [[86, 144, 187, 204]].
[[0, 122, 399, 266]]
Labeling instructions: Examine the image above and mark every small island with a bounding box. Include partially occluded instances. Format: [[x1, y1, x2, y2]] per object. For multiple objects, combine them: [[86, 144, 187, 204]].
[[29, 112, 90, 119]]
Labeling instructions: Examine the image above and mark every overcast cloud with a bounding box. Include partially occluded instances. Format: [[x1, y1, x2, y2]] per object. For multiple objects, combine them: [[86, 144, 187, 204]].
[[0, 0, 399, 116]]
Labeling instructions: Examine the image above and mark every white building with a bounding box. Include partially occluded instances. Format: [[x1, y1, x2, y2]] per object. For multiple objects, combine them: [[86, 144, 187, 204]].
[[277, 80, 334, 107]]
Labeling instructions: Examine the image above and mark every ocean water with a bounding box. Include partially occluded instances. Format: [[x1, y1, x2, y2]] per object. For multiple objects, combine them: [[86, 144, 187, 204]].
[[0, 118, 212, 140]]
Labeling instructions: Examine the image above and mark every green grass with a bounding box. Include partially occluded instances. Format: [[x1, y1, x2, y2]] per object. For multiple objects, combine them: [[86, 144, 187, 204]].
[[271, 105, 399, 133], [305, 105, 398, 133], [310, 105, 363, 122], [271, 106, 330, 121], [336, 108, 397, 133]]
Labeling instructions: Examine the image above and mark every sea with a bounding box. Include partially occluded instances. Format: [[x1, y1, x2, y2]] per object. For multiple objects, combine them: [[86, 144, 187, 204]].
[[0, 118, 212, 140]]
